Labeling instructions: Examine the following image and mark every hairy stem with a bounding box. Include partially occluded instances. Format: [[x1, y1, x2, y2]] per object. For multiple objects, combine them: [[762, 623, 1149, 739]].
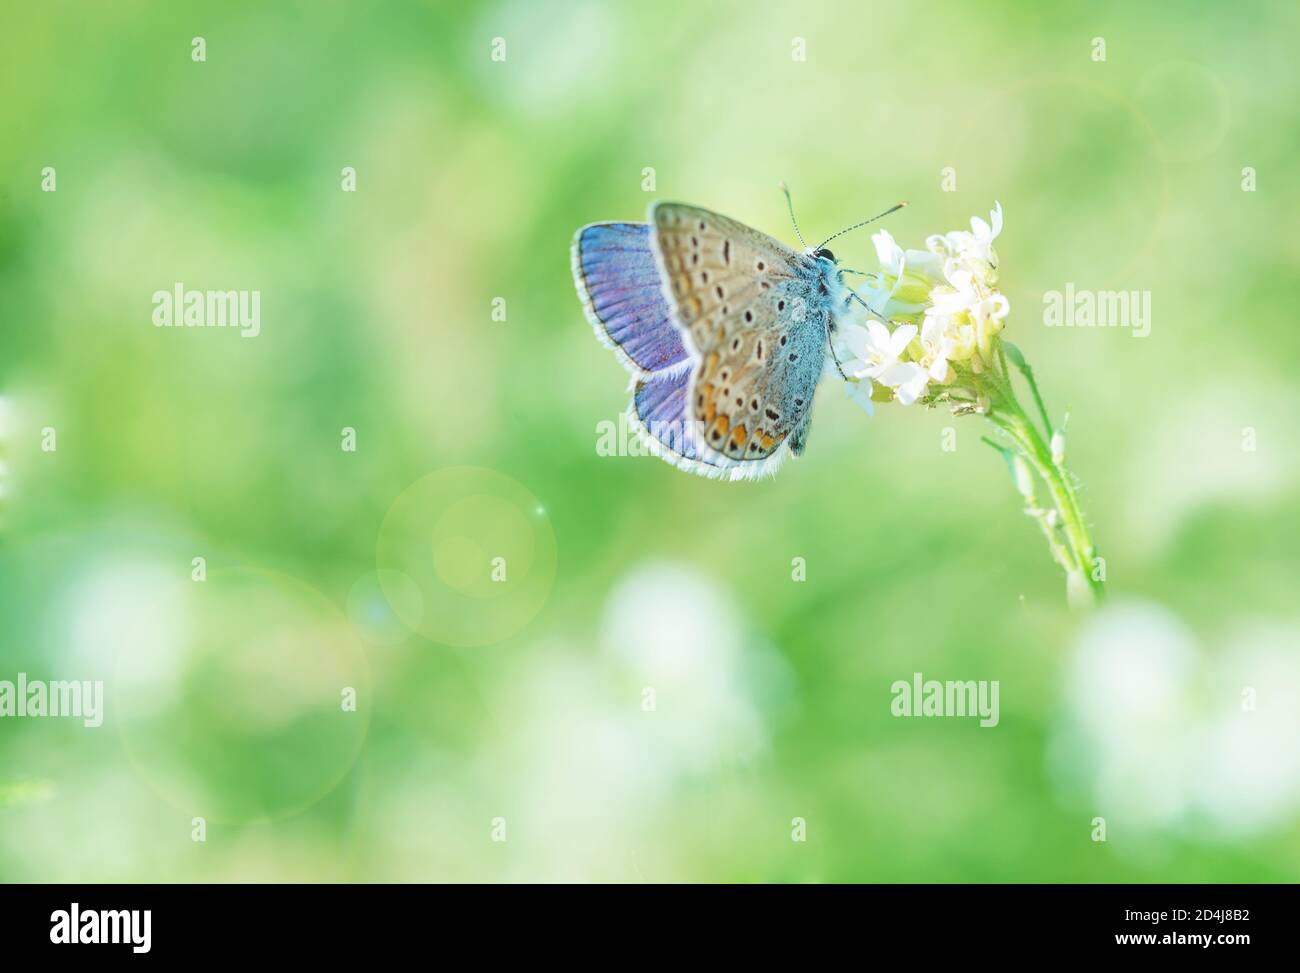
[[977, 354, 1102, 608]]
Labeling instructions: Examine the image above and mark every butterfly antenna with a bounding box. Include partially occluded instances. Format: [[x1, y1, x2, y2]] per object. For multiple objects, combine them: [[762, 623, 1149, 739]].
[[778, 181, 808, 250], [815, 201, 909, 251]]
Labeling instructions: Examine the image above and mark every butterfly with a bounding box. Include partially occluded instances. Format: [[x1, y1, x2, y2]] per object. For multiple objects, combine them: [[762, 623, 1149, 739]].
[[572, 189, 905, 480]]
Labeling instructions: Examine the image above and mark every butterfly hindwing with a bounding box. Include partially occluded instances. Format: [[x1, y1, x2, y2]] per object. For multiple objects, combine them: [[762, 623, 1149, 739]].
[[630, 368, 792, 480], [650, 202, 828, 463]]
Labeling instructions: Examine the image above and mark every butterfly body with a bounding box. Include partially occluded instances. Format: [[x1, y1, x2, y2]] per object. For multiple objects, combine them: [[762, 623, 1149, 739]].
[[573, 202, 855, 481]]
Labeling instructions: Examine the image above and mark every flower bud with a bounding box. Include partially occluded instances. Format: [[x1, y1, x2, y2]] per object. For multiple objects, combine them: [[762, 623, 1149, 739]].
[[1050, 430, 1065, 465], [1012, 455, 1035, 501]]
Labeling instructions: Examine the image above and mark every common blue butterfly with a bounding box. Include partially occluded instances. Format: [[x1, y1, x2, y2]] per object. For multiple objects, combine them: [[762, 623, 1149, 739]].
[[572, 191, 904, 480]]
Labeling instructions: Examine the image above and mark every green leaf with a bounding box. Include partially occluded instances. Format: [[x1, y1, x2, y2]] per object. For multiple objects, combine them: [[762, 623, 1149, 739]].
[[1002, 340, 1027, 370], [981, 435, 1020, 485], [980, 434, 1010, 457]]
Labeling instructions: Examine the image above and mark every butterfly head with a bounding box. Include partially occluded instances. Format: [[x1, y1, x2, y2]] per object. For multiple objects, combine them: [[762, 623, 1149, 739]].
[[812, 247, 836, 264]]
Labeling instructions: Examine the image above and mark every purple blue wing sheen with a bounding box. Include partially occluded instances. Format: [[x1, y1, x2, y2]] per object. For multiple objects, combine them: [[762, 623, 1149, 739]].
[[571, 222, 690, 377], [630, 369, 792, 481]]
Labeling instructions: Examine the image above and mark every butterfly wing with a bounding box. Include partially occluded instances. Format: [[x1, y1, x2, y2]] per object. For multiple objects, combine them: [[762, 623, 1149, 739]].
[[629, 368, 793, 481], [649, 202, 828, 467], [571, 222, 690, 377]]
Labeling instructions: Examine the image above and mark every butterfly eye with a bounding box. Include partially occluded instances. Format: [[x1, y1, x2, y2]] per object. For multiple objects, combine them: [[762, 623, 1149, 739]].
[[813, 248, 835, 262]]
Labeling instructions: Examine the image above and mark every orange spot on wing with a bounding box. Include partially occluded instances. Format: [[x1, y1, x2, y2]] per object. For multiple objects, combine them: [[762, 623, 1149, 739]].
[[698, 383, 717, 421]]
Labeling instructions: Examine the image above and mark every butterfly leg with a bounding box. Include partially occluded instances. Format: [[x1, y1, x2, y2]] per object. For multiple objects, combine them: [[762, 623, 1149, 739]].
[[846, 288, 894, 324], [825, 306, 852, 380]]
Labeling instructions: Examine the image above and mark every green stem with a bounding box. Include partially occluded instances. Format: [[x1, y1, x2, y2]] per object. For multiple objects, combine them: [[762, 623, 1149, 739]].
[[979, 358, 1102, 609], [1016, 361, 1055, 440]]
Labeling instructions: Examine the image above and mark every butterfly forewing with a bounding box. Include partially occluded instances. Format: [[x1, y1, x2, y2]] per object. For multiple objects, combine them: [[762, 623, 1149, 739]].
[[651, 202, 828, 462]]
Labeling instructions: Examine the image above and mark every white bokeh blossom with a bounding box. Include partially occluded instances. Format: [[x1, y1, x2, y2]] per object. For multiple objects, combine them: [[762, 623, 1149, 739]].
[[1052, 601, 1300, 839]]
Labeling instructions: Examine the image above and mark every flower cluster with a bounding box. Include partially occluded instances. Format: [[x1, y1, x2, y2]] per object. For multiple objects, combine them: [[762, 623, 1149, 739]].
[[834, 203, 1010, 412], [827, 202, 1102, 607]]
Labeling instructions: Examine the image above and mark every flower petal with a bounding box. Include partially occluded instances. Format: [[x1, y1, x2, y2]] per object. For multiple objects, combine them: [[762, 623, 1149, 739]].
[[839, 322, 870, 359], [871, 229, 901, 272], [888, 323, 918, 356], [892, 370, 929, 405], [866, 319, 892, 351], [877, 361, 923, 387], [845, 379, 875, 416]]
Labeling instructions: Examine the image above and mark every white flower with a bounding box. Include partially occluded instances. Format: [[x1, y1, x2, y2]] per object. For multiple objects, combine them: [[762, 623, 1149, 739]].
[[835, 319, 929, 410], [855, 230, 944, 319], [915, 315, 956, 385], [927, 201, 1002, 288], [839, 320, 916, 381], [970, 200, 1003, 254], [876, 360, 929, 405], [873, 229, 946, 283], [837, 203, 1011, 407], [921, 248, 1010, 368]]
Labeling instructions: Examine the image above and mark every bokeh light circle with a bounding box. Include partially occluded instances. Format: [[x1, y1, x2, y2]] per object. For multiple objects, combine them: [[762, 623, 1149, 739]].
[[115, 566, 371, 824], [376, 466, 557, 647]]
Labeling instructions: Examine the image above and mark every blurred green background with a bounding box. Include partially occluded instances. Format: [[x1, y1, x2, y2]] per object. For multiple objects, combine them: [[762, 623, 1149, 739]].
[[2, 0, 1299, 882]]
